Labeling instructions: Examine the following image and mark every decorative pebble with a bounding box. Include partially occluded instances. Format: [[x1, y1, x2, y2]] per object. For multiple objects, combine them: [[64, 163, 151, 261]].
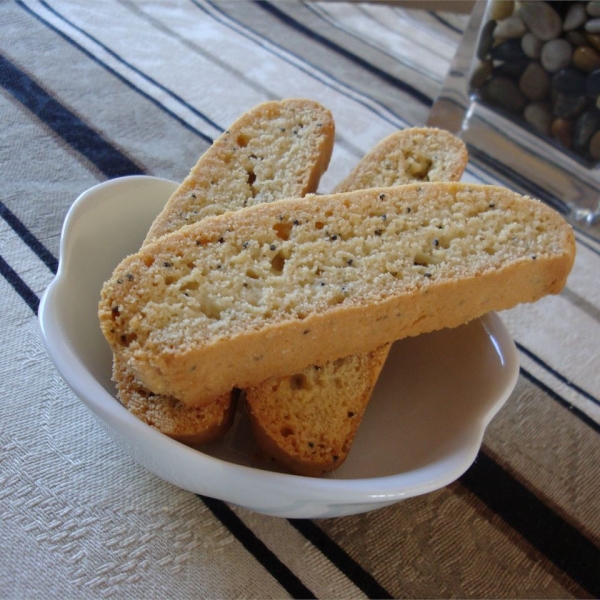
[[586, 33, 600, 52], [589, 129, 600, 158], [492, 58, 530, 78], [553, 92, 588, 119], [519, 62, 550, 100], [473, 0, 600, 163], [587, 1, 600, 17], [573, 45, 600, 71], [494, 15, 527, 39], [551, 117, 574, 148], [490, 38, 527, 61], [584, 17, 600, 33], [586, 68, 600, 98], [541, 39, 573, 72], [481, 76, 527, 113], [566, 30, 589, 46], [564, 3, 587, 30], [552, 68, 587, 95], [574, 109, 600, 152], [524, 102, 553, 135], [521, 2, 562, 41], [477, 19, 497, 60], [470, 60, 493, 88], [522, 32, 543, 58], [490, 0, 514, 21]]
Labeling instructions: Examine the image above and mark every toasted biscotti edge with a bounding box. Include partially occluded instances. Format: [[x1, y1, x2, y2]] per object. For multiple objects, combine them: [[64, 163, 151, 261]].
[[145, 98, 335, 243], [246, 344, 390, 477], [111, 98, 335, 446], [100, 182, 575, 406], [244, 127, 468, 475]]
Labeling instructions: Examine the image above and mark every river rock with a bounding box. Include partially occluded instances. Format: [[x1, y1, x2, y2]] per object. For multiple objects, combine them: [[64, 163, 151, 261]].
[[470, 60, 493, 88], [478, 20, 497, 60], [552, 68, 587, 95], [490, 38, 527, 61], [551, 118, 574, 148], [494, 15, 527, 39], [541, 39, 573, 72], [585, 17, 600, 33], [589, 129, 600, 159], [567, 30, 590, 46], [587, 1, 600, 17], [586, 68, 600, 97], [519, 62, 550, 100], [522, 32, 543, 58], [524, 102, 553, 134], [521, 2, 562, 41], [490, 0, 515, 21], [564, 3, 587, 30], [573, 109, 600, 152], [573, 45, 600, 71], [481, 76, 527, 113], [553, 92, 588, 118]]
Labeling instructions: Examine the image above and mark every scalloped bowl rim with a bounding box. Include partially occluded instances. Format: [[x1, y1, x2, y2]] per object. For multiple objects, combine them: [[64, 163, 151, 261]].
[[38, 175, 520, 518]]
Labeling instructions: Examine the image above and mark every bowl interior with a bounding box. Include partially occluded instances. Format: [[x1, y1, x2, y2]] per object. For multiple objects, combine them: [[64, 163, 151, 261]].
[[42, 176, 519, 484]]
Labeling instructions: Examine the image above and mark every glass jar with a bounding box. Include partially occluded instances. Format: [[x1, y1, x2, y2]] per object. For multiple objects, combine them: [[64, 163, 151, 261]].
[[428, 0, 600, 235]]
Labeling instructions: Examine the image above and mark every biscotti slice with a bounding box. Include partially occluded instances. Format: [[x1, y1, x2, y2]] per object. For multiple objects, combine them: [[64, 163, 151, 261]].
[[113, 355, 238, 446], [246, 344, 390, 476], [112, 98, 335, 446], [145, 98, 335, 243], [100, 182, 575, 406], [245, 128, 468, 476]]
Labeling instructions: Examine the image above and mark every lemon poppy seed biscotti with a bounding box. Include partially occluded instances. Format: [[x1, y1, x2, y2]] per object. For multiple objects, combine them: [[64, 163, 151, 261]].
[[244, 127, 468, 476], [112, 98, 335, 445], [100, 182, 575, 407]]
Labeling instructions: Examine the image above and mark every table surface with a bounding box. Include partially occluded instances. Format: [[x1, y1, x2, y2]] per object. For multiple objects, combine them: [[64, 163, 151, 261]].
[[2, 1, 599, 598]]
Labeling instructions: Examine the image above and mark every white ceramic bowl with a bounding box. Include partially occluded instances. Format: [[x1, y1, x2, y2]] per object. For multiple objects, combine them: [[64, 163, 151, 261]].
[[39, 176, 519, 519]]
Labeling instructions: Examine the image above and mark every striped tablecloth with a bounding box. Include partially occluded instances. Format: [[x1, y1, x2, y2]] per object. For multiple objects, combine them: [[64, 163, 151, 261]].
[[1, 1, 599, 598]]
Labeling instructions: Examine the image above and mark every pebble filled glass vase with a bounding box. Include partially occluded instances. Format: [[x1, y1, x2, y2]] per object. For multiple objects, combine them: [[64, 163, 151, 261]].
[[428, 0, 600, 235]]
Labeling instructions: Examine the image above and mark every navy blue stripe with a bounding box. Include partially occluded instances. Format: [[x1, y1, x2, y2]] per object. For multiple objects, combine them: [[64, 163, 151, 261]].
[[428, 11, 464, 35], [0, 202, 58, 274], [256, 1, 432, 107], [0, 53, 143, 179], [520, 368, 600, 434], [15, 0, 214, 144], [200, 496, 316, 599], [518, 343, 600, 409], [288, 519, 393, 599], [0, 255, 40, 314], [461, 451, 600, 598], [37, 0, 223, 135], [198, 0, 408, 130]]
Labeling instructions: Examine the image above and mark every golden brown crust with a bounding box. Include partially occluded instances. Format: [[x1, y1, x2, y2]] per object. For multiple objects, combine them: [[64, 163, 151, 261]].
[[145, 99, 335, 243], [245, 344, 390, 476], [333, 127, 468, 192], [111, 98, 335, 443], [113, 356, 237, 446], [100, 182, 575, 406], [245, 127, 468, 475]]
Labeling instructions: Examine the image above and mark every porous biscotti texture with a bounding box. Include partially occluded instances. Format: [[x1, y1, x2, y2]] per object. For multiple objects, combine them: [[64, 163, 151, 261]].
[[334, 127, 468, 190], [112, 98, 335, 445], [145, 99, 335, 243], [113, 355, 237, 445], [100, 182, 575, 406], [245, 127, 468, 475], [246, 344, 390, 477]]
